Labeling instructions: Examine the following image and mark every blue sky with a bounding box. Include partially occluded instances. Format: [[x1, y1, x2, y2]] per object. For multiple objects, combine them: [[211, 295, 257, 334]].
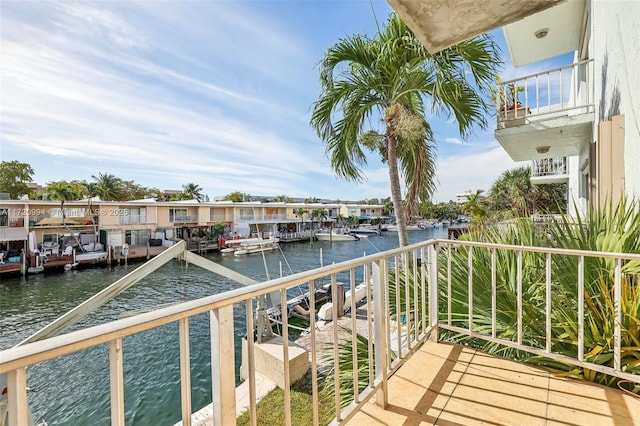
[[1, 1, 540, 202]]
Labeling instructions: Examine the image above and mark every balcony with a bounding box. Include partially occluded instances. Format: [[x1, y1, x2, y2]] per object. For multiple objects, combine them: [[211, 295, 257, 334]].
[[530, 156, 569, 185], [209, 214, 229, 222], [2, 239, 639, 425], [119, 214, 146, 225], [495, 60, 594, 162], [171, 215, 198, 224]]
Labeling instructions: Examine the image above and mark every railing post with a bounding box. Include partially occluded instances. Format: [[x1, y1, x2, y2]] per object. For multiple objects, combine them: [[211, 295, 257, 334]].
[[428, 243, 439, 342], [372, 261, 388, 408], [7, 368, 29, 426], [210, 306, 236, 425], [179, 318, 192, 426], [109, 337, 125, 426]]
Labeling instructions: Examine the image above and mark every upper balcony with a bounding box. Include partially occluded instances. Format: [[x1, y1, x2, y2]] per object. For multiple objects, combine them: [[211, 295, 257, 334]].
[[495, 60, 595, 162], [530, 156, 569, 185], [171, 215, 198, 224]]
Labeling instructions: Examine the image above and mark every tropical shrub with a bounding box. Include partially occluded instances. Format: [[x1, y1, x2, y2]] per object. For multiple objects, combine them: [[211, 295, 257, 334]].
[[447, 198, 640, 387]]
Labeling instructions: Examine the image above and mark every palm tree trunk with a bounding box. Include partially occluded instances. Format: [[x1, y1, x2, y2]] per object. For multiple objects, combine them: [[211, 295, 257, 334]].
[[387, 136, 409, 246], [60, 200, 83, 252]]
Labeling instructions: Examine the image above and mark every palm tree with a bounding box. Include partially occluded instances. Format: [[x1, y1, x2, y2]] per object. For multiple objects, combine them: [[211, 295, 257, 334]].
[[46, 181, 76, 223], [382, 198, 394, 216], [310, 208, 327, 230], [81, 181, 100, 240], [92, 173, 122, 201], [181, 183, 204, 202], [310, 13, 500, 246], [461, 189, 487, 227], [294, 208, 308, 233], [46, 181, 83, 250]]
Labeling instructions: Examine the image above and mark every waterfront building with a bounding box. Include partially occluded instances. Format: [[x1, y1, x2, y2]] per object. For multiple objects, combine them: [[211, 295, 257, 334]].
[[0, 198, 384, 273]]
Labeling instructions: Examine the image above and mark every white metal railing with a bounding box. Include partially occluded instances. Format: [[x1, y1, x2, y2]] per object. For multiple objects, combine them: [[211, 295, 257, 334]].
[[496, 59, 594, 128], [209, 215, 228, 222], [531, 157, 568, 177], [119, 214, 146, 225], [172, 215, 198, 223], [1, 238, 638, 425], [264, 214, 288, 220]]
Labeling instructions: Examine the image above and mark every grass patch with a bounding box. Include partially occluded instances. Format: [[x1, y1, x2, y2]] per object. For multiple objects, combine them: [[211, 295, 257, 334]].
[[236, 373, 334, 426]]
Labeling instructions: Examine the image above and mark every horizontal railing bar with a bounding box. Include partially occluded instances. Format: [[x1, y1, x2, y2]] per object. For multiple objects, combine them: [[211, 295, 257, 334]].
[[439, 324, 639, 381], [499, 59, 593, 86], [1, 239, 438, 372], [435, 239, 640, 260], [506, 105, 595, 117]]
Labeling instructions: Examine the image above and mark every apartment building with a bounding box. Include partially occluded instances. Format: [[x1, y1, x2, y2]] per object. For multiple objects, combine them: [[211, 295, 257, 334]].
[[0, 198, 384, 260], [391, 0, 639, 215]]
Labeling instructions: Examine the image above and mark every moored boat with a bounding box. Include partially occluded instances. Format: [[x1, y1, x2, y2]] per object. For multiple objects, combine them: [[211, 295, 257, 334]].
[[315, 229, 359, 241]]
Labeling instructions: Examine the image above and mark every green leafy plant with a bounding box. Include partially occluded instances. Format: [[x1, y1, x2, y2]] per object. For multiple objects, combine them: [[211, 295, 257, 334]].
[[446, 198, 640, 387]]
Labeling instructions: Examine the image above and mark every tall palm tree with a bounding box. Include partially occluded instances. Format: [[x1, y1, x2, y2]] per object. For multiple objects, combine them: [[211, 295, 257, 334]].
[[92, 173, 122, 201], [181, 183, 204, 202], [310, 13, 500, 246]]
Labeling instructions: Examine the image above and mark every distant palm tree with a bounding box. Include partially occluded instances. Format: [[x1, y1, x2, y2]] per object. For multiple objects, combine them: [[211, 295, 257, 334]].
[[181, 183, 204, 202], [310, 208, 327, 230], [294, 208, 308, 232], [92, 173, 121, 201], [46, 181, 76, 224], [46, 181, 83, 249], [383, 198, 394, 216], [310, 13, 500, 247], [461, 189, 487, 227]]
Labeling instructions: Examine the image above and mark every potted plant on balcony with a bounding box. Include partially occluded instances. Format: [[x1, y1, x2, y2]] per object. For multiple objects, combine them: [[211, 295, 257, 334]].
[[490, 76, 528, 128]]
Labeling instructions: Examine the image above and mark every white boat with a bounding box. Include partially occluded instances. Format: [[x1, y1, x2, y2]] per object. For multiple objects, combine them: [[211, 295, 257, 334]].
[[315, 229, 359, 241], [386, 224, 422, 232], [350, 227, 381, 236], [220, 237, 279, 254], [234, 242, 279, 256], [75, 251, 108, 263]]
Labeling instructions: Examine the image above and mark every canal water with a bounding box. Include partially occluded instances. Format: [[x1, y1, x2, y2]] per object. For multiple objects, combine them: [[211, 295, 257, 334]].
[[0, 229, 446, 425]]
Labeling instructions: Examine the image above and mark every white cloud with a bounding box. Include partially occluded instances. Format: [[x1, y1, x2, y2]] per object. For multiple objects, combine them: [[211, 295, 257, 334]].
[[444, 137, 464, 145], [432, 147, 527, 202]]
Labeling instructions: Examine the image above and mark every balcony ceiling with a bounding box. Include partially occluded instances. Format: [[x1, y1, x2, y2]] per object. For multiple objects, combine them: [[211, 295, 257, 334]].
[[503, 0, 585, 67], [387, 0, 565, 53], [495, 112, 594, 162]]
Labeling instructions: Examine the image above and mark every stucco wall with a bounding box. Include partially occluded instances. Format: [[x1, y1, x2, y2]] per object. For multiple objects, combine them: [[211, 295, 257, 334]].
[[591, 1, 640, 199]]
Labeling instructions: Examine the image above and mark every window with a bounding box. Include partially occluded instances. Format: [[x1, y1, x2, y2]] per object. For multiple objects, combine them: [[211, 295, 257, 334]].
[[120, 208, 146, 224], [169, 208, 188, 222], [43, 233, 59, 244], [125, 229, 151, 245], [239, 208, 254, 220], [0, 209, 7, 227]]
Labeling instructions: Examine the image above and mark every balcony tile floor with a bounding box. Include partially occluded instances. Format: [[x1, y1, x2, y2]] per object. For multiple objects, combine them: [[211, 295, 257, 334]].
[[346, 341, 640, 425]]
